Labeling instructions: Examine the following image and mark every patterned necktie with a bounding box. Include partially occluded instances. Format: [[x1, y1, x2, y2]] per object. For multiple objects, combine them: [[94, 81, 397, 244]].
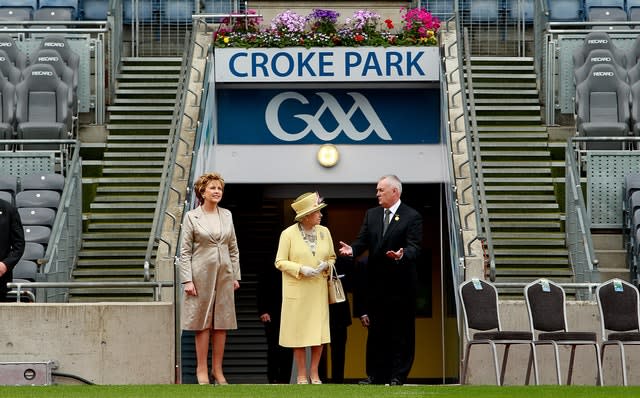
[[383, 209, 391, 235]]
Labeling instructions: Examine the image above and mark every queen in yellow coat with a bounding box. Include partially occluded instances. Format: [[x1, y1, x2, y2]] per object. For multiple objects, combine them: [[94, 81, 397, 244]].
[[275, 192, 336, 384]]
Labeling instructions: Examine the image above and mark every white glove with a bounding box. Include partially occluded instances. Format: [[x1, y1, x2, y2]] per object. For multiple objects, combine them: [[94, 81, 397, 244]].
[[317, 261, 329, 273], [300, 265, 319, 277]]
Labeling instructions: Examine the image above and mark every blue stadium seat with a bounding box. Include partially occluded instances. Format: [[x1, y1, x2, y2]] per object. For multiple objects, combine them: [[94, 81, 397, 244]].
[[123, 0, 154, 23], [202, 0, 233, 14], [0, 0, 36, 10], [629, 0, 640, 21], [469, 0, 502, 22], [0, 7, 31, 23], [546, 0, 584, 21], [82, 0, 109, 20], [507, 0, 534, 22], [34, 7, 74, 23], [585, 0, 626, 22], [161, 0, 194, 23]]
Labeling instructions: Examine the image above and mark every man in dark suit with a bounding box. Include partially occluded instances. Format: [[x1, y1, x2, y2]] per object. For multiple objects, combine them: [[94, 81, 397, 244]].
[[257, 261, 292, 384], [0, 198, 24, 302], [339, 175, 422, 386]]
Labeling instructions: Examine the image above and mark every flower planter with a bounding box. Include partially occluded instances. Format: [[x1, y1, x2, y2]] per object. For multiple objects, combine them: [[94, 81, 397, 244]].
[[247, 0, 412, 26]]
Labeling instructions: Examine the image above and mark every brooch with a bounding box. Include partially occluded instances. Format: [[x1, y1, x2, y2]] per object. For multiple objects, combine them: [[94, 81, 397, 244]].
[[394, 215, 400, 221]]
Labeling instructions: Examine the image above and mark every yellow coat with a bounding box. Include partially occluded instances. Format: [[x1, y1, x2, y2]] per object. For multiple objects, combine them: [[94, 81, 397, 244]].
[[275, 223, 336, 347]]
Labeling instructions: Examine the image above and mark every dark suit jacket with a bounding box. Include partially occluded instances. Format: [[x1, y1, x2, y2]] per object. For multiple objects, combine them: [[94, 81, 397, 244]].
[[350, 202, 422, 307], [0, 199, 25, 300]]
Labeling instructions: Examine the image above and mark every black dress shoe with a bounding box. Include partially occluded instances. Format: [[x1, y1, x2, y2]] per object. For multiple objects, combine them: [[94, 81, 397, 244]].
[[389, 378, 403, 386], [358, 376, 375, 385]]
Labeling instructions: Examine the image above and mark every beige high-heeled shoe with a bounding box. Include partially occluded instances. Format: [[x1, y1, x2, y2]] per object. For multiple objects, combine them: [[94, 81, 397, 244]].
[[297, 376, 309, 384]]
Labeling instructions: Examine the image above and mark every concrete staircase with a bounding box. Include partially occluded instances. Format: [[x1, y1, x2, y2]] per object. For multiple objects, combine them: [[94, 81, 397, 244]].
[[74, 57, 182, 302], [468, 57, 574, 287]]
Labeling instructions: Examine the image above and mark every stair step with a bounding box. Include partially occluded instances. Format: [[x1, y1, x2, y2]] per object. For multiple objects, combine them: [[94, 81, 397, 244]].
[[480, 151, 550, 157], [495, 257, 570, 265], [476, 105, 540, 111], [489, 213, 560, 219], [484, 185, 555, 192], [478, 133, 548, 139], [90, 203, 158, 210], [103, 152, 165, 158], [482, 168, 551, 174], [83, 177, 161, 184], [83, 232, 151, 240], [109, 115, 173, 121], [95, 186, 160, 193], [494, 248, 568, 256], [470, 73, 537, 79], [82, 240, 148, 248], [490, 221, 561, 228], [113, 98, 176, 104], [485, 194, 558, 201], [486, 203, 559, 210], [476, 125, 547, 132], [479, 142, 547, 148], [84, 160, 165, 167], [93, 195, 157, 202], [476, 115, 542, 122], [79, 249, 146, 257], [482, 161, 563, 167], [108, 106, 175, 112], [492, 232, 565, 239], [114, 89, 177, 95], [77, 258, 148, 266], [107, 124, 171, 130], [73, 269, 149, 277], [493, 238, 566, 246], [85, 213, 154, 220], [471, 89, 538, 95], [484, 177, 554, 183], [494, 268, 573, 276], [101, 169, 163, 175]]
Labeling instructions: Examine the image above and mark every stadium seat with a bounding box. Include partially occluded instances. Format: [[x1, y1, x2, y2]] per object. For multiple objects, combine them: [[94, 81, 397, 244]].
[[0, 0, 36, 11], [123, 0, 154, 23], [629, 0, 640, 20], [0, 7, 31, 23], [575, 63, 630, 149], [596, 279, 640, 386], [82, 0, 109, 20], [0, 34, 27, 69], [573, 31, 626, 69], [161, 0, 194, 23], [30, 48, 76, 113], [0, 75, 15, 139], [525, 279, 603, 385], [18, 207, 56, 227], [459, 278, 535, 385], [507, 0, 534, 22], [15, 190, 60, 209], [0, 49, 22, 84], [33, 7, 74, 24], [38, 35, 79, 91], [585, 0, 627, 22], [15, 64, 71, 141], [21, 241, 44, 262], [574, 49, 627, 86], [547, 0, 584, 21], [12, 259, 37, 281], [21, 173, 65, 193], [469, 0, 502, 22], [22, 225, 51, 245], [38, 0, 78, 16], [0, 190, 12, 205], [0, 174, 16, 199]]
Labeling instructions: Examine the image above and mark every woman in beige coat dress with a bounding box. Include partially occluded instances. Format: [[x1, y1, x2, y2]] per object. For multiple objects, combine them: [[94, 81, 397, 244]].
[[275, 192, 336, 384], [179, 173, 241, 385]]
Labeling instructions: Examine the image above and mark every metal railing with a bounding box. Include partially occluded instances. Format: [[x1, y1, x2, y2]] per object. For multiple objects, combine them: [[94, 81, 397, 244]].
[[7, 281, 173, 303], [460, 27, 497, 280], [565, 137, 600, 298]]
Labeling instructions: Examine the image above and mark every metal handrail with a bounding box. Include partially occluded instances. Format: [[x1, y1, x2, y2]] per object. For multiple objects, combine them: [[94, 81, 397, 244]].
[[6, 281, 173, 303], [460, 27, 496, 278]]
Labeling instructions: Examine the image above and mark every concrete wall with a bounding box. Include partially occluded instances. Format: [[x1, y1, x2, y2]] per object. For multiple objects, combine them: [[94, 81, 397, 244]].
[[464, 300, 639, 386], [0, 303, 174, 385]]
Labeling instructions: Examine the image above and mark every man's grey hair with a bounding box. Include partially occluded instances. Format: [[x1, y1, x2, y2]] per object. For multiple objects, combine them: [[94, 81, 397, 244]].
[[379, 174, 402, 195]]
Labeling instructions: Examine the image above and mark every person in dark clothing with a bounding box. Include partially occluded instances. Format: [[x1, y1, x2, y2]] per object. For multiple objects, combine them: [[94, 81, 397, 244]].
[[0, 198, 24, 302], [257, 260, 293, 384], [319, 255, 353, 383]]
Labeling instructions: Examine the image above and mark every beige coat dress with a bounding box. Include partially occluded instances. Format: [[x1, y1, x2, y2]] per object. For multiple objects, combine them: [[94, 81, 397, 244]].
[[275, 223, 336, 347], [179, 206, 241, 331]]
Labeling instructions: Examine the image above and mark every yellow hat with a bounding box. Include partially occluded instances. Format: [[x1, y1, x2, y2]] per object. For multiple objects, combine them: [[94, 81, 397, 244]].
[[291, 192, 327, 221]]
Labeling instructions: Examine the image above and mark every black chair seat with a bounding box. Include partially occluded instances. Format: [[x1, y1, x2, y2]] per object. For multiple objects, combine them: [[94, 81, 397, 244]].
[[474, 331, 533, 340], [608, 332, 640, 341], [538, 331, 597, 342]]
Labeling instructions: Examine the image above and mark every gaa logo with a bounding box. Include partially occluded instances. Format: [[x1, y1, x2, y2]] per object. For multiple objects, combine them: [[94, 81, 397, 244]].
[[265, 91, 392, 142]]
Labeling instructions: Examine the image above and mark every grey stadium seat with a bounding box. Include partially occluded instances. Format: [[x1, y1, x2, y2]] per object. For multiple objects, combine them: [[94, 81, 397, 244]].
[[631, 81, 640, 136], [38, 35, 79, 91], [0, 7, 31, 25], [15, 190, 60, 210], [627, 34, 640, 70], [0, 174, 16, 196], [30, 48, 76, 113], [15, 63, 71, 141], [0, 34, 27, 69], [576, 63, 630, 149], [0, 49, 22, 84], [547, 0, 585, 21], [573, 31, 627, 69], [18, 207, 56, 227], [22, 225, 51, 245], [21, 241, 44, 262], [82, 0, 108, 20], [21, 173, 64, 192], [0, 191, 12, 205], [13, 259, 37, 281], [0, 75, 15, 139], [33, 7, 74, 25]]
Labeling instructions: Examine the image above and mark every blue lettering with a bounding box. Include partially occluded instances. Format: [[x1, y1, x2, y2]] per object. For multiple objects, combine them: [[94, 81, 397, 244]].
[[297, 52, 316, 77], [251, 53, 269, 77], [229, 52, 248, 77], [386, 51, 403, 76], [362, 52, 382, 76], [345, 52, 361, 77], [406, 51, 425, 76], [318, 52, 334, 77], [272, 52, 294, 77]]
